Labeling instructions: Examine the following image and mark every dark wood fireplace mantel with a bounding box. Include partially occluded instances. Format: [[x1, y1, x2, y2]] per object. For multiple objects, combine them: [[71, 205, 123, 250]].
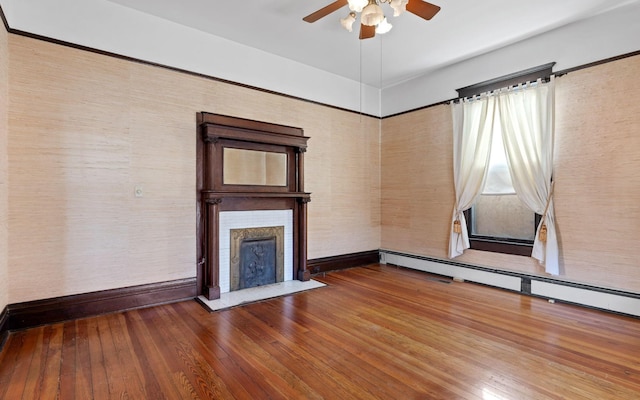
[[196, 113, 311, 300]]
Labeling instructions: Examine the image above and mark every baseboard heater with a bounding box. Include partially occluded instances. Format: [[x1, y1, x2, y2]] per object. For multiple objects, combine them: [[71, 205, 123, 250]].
[[379, 249, 640, 318]]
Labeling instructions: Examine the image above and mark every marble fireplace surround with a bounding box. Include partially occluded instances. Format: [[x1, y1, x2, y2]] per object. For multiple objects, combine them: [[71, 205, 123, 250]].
[[220, 210, 292, 294]]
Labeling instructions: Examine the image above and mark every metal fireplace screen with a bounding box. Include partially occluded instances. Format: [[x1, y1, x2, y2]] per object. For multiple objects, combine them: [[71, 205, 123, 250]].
[[230, 226, 284, 291]]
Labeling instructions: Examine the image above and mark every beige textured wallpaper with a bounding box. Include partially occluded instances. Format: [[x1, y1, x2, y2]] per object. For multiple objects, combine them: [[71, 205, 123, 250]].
[[0, 24, 8, 311], [8, 30, 636, 304], [382, 54, 640, 293], [7, 35, 380, 304]]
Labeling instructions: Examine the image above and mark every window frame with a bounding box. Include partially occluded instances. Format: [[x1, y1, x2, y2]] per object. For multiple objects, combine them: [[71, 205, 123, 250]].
[[463, 208, 541, 256]]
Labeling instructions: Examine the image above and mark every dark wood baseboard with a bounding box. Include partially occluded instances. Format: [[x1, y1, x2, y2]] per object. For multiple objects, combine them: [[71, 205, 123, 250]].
[[0, 278, 197, 340], [308, 250, 379, 275], [0, 306, 8, 351], [1, 251, 377, 347]]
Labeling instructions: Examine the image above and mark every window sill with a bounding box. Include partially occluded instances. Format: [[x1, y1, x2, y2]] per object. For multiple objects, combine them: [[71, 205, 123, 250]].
[[469, 238, 533, 257]]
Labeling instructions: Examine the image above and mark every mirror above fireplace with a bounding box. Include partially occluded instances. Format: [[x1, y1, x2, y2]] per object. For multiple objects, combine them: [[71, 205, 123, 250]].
[[223, 148, 287, 187]]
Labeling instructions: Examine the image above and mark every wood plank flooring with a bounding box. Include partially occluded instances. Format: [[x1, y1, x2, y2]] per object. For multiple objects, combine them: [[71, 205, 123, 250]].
[[1, 264, 640, 399]]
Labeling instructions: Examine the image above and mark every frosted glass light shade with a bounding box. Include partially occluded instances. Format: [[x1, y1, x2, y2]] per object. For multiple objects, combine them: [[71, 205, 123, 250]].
[[361, 3, 384, 26], [340, 12, 357, 32], [375, 17, 393, 34], [348, 0, 368, 13], [390, 0, 409, 16]]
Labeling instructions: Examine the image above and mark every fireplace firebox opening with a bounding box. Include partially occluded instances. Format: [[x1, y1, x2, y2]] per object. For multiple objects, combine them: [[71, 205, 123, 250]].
[[230, 226, 284, 291]]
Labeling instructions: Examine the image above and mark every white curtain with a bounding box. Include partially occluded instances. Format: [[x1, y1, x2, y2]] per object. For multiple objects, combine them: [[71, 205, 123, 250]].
[[497, 78, 559, 275], [448, 96, 496, 258]]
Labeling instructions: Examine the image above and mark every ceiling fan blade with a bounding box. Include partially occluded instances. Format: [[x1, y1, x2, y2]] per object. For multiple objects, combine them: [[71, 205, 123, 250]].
[[406, 0, 441, 21], [303, 0, 348, 23], [359, 24, 376, 40]]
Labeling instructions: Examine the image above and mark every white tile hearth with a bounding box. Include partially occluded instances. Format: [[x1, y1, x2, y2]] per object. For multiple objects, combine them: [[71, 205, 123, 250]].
[[197, 279, 326, 312]]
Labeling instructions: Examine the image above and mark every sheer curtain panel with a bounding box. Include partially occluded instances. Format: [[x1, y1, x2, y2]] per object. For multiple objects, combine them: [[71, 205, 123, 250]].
[[448, 96, 496, 258], [498, 78, 559, 275]]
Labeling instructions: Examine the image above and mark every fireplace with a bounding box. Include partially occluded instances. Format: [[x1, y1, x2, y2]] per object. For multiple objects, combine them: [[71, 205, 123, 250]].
[[197, 113, 310, 300]]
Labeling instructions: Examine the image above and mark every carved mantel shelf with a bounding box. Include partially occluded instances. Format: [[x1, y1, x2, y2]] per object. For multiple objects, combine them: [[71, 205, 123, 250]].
[[196, 113, 311, 300], [202, 191, 311, 201]]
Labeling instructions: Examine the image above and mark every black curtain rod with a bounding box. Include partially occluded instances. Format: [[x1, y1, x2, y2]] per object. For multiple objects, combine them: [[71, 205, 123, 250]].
[[455, 62, 556, 100]]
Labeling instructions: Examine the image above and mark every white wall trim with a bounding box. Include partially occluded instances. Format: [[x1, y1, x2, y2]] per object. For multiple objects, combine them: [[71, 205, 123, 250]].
[[380, 249, 640, 318]]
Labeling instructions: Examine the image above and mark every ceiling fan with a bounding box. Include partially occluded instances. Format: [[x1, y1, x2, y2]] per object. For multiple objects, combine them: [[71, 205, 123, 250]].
[[303, 0, 441, 40]]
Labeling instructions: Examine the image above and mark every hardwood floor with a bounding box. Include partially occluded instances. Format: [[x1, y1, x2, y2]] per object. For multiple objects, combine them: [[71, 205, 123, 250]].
[[1, 264, 640, 399]]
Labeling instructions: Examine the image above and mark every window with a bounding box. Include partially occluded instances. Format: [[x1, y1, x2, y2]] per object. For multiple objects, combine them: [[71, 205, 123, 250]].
[[454, 63, 554, 257], [464, 119, 540, 256], [465, 195, 541, 256]]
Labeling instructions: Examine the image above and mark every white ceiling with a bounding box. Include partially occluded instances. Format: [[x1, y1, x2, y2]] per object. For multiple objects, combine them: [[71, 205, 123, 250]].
[[103, 0, 636, 88], [2, 0, 639, 116]]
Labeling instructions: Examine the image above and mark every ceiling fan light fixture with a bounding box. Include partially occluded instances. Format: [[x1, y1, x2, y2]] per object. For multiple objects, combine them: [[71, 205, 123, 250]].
[[375, 17, 393, 34], [389, 0, 409, 17], [348, 0, 369, 13], [303, 0, 441, 40], [361, 2, 384, 26], [340, 12, 357, 32]]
